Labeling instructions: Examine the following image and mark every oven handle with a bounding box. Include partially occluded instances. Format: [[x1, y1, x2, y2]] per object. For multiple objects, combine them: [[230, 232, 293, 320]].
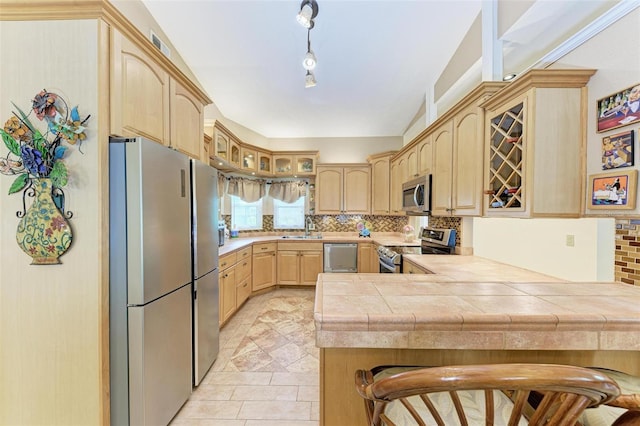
[[378, 257, 397, 272], [413, 184, 420, 208]]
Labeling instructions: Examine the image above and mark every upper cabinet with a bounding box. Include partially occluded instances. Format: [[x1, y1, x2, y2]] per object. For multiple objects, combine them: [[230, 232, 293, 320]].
[[481, 69, 596, 218], [111, 29, 208, 161], [111, 29, 170, 144], [429, 82, 506, 217], [368, 152, 397, 215], [316, 164, 371, 214], [273, 152, 318, 176]]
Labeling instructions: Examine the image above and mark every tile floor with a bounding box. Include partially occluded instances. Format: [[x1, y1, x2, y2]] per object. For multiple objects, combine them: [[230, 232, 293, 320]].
[[171, 288, 319, 426]]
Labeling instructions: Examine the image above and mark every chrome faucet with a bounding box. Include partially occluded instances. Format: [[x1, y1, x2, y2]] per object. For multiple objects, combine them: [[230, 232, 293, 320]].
[[305, 216, 313, 236]]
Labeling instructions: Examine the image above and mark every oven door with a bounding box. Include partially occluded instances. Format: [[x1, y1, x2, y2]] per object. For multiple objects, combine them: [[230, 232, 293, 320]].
[[378, 256, 400, 273], [421, 244, 455, 255]]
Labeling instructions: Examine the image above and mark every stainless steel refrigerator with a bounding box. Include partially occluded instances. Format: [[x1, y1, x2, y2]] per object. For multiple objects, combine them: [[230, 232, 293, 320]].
[[109, 136, 193, 426], [190, 159, 220, 386]]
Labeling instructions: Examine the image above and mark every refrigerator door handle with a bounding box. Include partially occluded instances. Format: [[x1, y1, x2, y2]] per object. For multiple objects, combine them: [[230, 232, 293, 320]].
[[181, 169, 186, 198]]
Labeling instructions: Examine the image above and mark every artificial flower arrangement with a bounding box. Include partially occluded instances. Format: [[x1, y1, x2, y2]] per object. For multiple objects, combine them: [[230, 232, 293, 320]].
[[403, 224, 415, 242], [356, 219, 372, 237], [0, 90, 90, 264], [1, 89, 89, 194]]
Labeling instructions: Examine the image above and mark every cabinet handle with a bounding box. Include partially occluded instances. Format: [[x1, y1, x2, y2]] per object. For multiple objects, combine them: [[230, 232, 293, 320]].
[[243, 262, 247, 266], [221, 262, 227, 267], [261, 247, 268, 250], [223, 273, 228, 278]]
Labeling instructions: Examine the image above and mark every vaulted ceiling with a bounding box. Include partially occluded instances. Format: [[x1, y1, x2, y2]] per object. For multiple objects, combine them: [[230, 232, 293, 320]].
[[139, 0, 617, 139]]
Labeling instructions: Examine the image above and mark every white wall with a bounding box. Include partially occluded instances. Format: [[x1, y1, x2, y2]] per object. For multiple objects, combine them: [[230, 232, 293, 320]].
[[269, 136, 402, 163], [473, 218, 615, 281]]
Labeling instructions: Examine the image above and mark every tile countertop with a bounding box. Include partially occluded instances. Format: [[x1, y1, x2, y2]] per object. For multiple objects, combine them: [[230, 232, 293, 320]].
[[218, 232, 419, 256], [313, 266, 640, 351]]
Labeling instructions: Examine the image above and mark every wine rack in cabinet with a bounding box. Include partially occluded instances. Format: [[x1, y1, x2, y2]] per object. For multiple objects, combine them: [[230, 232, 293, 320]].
[[487, 102, 524, 209]]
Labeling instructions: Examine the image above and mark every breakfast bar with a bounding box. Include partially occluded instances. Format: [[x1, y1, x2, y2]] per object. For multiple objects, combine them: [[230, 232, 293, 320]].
[[314, 258, 640, 426]]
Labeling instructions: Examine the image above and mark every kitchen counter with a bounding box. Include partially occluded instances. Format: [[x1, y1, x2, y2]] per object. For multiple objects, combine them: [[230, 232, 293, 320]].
[[313, 258, 640, 426], [218, 232, 418, 257]]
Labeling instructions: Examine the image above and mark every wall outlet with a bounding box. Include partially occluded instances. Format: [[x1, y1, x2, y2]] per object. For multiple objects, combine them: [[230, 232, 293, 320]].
[[309, 223, 315, 230], [566, 234, 575, 247]]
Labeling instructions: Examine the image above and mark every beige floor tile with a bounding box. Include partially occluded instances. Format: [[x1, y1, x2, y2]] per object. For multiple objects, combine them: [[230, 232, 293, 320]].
[[271, 372, 319, 386], [286, 354, 320, 373], [190, 384, 235, 400], [269, 342, 307, 366], [237, 400, 312, 420], [245, 421, 318, 426], [173, 400, 243, 419], [231, 385, 298, 401], [297, 385, 319, 402], [204, 371, 272, 386], [171, 419, 246, 426]]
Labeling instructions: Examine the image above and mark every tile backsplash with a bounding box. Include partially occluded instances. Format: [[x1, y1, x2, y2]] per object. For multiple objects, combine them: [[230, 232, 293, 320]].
[[615, 218, 640, 286], [428, 216, 462, 247], [222, 214, 408, 234]]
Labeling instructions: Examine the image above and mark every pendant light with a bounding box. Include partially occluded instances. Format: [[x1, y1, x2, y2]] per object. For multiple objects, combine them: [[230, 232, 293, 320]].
[[305, 71, 317, 88], [296, 0, 319, 29], [302, 30, 317, 71], [296, 0, 319, 88]]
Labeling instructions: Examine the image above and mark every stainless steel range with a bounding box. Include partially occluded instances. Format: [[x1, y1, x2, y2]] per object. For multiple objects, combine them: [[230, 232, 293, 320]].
[[377, 227, 456, 273]]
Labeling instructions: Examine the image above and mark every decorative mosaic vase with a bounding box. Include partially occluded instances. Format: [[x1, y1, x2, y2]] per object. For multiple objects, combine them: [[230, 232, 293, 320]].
[[16, 178, 72, 265]]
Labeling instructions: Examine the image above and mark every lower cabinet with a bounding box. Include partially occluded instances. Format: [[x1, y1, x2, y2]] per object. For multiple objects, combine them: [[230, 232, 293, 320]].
[[277, 242, 323, 285], [358, 242, 376, 273], [403, 259, 432, 274], [219, 246, 252, 326], [252, 242, 277, 291]]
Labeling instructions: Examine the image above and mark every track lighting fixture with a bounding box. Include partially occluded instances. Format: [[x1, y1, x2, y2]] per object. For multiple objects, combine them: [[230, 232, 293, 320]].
[[302, 29, 317, 71], [296, 0, 319, 29], [305, 71, 317, 88], [503, 73, 517, 81]]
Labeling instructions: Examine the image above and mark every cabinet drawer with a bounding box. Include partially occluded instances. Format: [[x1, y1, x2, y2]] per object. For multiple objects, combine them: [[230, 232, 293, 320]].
[[236, 256, 251, 281], [253, 242, 276, 253], [236, 276, 251, 307], [219, 252, 237, 270], [237, 246, 252, 261], [278, 242, 323, 251]]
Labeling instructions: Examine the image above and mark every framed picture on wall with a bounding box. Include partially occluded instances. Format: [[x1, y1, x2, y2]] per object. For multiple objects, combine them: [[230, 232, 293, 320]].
[[589, 169, 638, 209], [602, 130, 634, 169], [596, 83, 640, 133]]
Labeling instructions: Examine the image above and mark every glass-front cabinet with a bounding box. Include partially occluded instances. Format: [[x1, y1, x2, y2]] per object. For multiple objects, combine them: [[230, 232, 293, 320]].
[[214, 128, 229, 160], [258, 151, 272, 174], [229, 138, 241, 168], [241, 147, 257, 172], [273, 152, 318, 176], [295, 155, 316, 175], [273, 155, 293, 175], [486, 101, 524, 211]]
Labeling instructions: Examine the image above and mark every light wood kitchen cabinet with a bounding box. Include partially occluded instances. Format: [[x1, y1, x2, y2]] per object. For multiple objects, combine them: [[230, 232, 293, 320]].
[[170, 78, 204, 160], [416, 136, 433, 176], [277, 242, 323, 286], [213, 125, 230, 161], [252, 242, 277, 291], [219, 247, 252, 326], [357, 242, 376, 273], [112, 29, 206, 161], [403, 259, 431, 274], [368, 152, 396, 215], [229, 137, 241, 168], [273, 152, 318, 176], [111, 29, 170, 145], [257, 151, 272, 175], [431, 83, 505, 217], [389, 158, 404, 215], [316, 164, 371, 214], [480, 69, 596, 218], [241, 146, 257, 172]]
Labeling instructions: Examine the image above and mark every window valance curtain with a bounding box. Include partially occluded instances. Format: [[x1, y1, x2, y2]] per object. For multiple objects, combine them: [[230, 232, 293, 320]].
[[217, 173, 227, 198], [268, 181, 306, 203], [227, 176, 266, 203]]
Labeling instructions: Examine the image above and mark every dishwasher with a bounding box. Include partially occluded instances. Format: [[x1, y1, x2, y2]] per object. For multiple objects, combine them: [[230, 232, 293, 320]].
[[323, 243, 358, 272]]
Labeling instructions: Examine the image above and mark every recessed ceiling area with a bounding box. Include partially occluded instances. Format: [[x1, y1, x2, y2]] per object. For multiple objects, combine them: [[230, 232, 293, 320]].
[[138, 0, 617, 139]]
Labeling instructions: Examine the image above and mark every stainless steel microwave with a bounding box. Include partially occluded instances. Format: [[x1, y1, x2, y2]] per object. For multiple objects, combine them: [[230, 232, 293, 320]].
[[402, 174, 432, 213]]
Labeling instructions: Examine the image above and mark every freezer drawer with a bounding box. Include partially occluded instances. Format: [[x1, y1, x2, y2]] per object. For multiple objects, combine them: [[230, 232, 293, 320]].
[[323, 243, 358, 272], [128, 284, 192, 426], [194, 269, 219, 386]]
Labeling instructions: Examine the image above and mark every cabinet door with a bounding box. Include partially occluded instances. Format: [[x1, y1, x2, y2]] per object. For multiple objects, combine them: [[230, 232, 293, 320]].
[[295, 155, 316, 175], [219, 267, 236, 323], [300, 251, 323, 285], [236, 276, 251, 308], [371, 157, 390, 215], [277, 251, 299, 285], [417, 136, 433, 175], [358, 243, 373, 273], [406, 148, 418, 179], [316, 167, 343, 214], [241, 147, 257, 172], [390, 160, 403, 215], [214, 129, 229, 160], [343, 167, 371, 214], [453, 106, 483, 216], [111, 30, 170, 144], [431, 122, 454, 216], [229, 138, 241, 168], [170, 78, 204, 160], [257, 151, 272, 174], [252, 251, 276, 291], [273, 155, 293, 175]]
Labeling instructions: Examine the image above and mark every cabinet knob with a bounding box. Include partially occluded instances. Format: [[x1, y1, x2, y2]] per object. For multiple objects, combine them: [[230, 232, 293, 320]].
[[243, 262, 247, 266]]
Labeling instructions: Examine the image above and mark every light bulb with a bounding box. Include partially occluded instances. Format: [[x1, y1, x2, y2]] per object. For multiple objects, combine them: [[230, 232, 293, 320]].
[[303, 50, 317, 71], [305, 71, 316, 88], [296, 4, 313, 28]]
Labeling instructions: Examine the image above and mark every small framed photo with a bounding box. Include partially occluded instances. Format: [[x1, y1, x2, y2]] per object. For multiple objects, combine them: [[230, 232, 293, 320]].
[[589, 169, 637, 209], [602, 130, 634, 169], [597, 83, 640, 133]]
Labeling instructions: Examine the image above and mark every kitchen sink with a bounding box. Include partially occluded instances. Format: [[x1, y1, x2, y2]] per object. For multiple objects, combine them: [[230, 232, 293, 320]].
[[280, 235, 323, 239]]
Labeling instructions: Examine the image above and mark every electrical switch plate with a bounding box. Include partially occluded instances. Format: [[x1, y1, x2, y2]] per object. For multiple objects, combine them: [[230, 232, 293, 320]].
[[566, 234, 575, 247]]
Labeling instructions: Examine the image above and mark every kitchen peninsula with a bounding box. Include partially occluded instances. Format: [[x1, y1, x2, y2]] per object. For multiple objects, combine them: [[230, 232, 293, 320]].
[[314, 258, 640, 426]]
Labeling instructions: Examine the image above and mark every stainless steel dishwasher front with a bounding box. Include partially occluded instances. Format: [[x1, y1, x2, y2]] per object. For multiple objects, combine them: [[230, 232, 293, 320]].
[[323, 243, 358, 272]]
